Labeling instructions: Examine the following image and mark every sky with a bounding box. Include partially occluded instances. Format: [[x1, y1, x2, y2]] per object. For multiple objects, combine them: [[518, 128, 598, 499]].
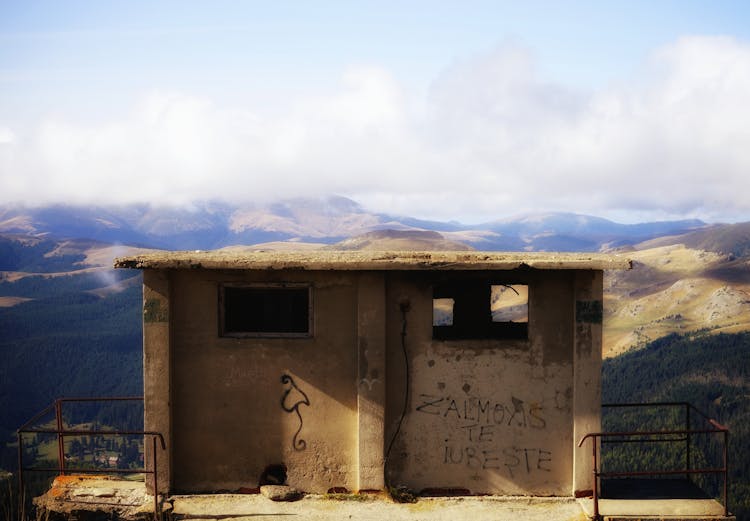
[[1, 1, 749, 224]]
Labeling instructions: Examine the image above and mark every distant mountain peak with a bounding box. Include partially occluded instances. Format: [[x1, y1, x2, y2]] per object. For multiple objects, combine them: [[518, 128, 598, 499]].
[[0, 198, 721, 253]]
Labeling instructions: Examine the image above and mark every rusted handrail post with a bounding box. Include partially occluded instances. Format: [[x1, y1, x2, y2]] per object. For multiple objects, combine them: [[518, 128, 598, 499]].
[[685, 403, 691, 480], [17, 431, 24, 519], [578, 433, 601, 520], [705, 418, 731, 517], [592, 434, 600, 520], [55, 400, 66, 476], [152, 434, 159, 521], [723, 429, 729, 517]]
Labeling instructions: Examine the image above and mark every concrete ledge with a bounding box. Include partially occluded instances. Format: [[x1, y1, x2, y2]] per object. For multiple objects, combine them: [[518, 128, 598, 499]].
[[169, 494, 587, 521], [33, 475, 157, 521], [35, 477, 735, 521], [577, 497, 735, 521]]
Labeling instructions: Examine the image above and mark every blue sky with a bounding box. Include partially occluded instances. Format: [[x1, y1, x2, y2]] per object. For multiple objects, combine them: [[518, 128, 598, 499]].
[[1, 1, 749, 223]]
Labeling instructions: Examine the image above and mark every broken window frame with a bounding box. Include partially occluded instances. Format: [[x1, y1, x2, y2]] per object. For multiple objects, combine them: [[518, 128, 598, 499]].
[[490, 284, 529, 324], [219, 282, 313, 338], [432, 280, 529, 341]]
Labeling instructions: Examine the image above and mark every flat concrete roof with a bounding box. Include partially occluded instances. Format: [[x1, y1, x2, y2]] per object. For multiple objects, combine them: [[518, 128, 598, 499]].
[[114, 250, 632, 271]]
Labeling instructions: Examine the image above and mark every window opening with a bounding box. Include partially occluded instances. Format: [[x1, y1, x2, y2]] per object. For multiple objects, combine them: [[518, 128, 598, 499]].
[[220, 284, 312, 337], [432, 298, 455, 326], [432, 282, 528, 340], [491, 285, 528, 323]]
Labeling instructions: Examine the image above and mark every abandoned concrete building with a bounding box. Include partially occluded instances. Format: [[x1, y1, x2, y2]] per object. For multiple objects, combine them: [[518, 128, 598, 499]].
[[114, 250, 632, 497]]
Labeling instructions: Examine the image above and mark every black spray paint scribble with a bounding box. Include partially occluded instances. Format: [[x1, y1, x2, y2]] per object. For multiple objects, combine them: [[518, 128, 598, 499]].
[[281, 374, 310, 451]]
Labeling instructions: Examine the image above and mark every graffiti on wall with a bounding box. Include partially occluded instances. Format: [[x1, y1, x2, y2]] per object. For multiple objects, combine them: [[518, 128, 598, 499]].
[[416, 392, 553, 478], [442, 444, 552, 478], [415, 394, 546, 429], [281, 374, 310, 451]]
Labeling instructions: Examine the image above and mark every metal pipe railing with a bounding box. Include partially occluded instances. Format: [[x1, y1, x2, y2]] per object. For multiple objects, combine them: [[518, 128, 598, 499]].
[[16, 397, 165, 521], [578, 402, 729, 520]]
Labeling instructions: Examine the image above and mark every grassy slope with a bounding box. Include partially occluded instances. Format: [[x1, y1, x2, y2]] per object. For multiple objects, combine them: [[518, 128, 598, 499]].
[[604, 243, 750, 357]]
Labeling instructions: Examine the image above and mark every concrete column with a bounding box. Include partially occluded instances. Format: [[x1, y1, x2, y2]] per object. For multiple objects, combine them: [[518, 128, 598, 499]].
[[356, 272, 387, 491], [142, 269, 171, 495], [572, 270, 603, 496]]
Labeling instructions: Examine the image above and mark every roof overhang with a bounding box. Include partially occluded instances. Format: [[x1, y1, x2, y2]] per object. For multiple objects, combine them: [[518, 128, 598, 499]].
[[114, 250, 632, 271]]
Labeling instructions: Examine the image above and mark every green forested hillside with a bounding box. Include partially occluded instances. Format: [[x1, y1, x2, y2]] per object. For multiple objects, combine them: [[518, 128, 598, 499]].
[[0, 236, 87, 273], [0, 276, 143, 470], [0, 270, 135, 299], [603, 332, 750, 519], [0, 234, 147, 491]]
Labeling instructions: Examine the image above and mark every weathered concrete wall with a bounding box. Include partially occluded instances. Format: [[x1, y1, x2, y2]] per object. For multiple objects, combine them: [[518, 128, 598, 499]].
[[142, 266, 603, 496], [168, 269, 359, 493], [142, 269, 171, 494], [356, 273, 387, 490], [384, 270, 586, 496], [572, 270, 604, 495]]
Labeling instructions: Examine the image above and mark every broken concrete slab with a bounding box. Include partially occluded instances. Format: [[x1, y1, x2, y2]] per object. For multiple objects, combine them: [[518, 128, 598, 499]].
[[33, 475, 156, 521], [259, 484, 304, 501]]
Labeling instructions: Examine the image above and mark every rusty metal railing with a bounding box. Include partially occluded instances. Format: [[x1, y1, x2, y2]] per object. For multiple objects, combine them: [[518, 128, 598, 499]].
[[17, 397, 165, 520], [578, 402, 729, 520]]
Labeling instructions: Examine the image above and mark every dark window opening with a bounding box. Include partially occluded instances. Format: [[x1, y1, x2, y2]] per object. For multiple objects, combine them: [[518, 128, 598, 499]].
[[220, 284, 311, 337], [433, 282, 528, 340]]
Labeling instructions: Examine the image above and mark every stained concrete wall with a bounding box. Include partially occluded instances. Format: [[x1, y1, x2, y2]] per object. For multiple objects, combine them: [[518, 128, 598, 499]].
[[142, 270, 172, 494], [572, 270, 604, 496], [384, 270, 598, 496], [167, 270, 360, 493], [142, 267, 602, 496]]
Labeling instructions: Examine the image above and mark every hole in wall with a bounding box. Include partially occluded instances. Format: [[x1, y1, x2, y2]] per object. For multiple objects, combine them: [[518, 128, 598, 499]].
[[259, 463, 287, 486]]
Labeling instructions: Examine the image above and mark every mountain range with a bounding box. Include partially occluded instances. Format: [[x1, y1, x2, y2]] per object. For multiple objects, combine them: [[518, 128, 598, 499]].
[[2, 197, 749, 357], [0, 196, 707, 252]]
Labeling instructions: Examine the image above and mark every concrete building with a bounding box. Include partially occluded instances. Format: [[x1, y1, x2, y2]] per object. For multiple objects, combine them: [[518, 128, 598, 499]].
[[115, 250, 631, 498]]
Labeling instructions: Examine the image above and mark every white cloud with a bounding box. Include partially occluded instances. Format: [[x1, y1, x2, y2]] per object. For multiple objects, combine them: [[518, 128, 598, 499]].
[[0, 127, 15, 144], [2, 36, 750, 222]]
